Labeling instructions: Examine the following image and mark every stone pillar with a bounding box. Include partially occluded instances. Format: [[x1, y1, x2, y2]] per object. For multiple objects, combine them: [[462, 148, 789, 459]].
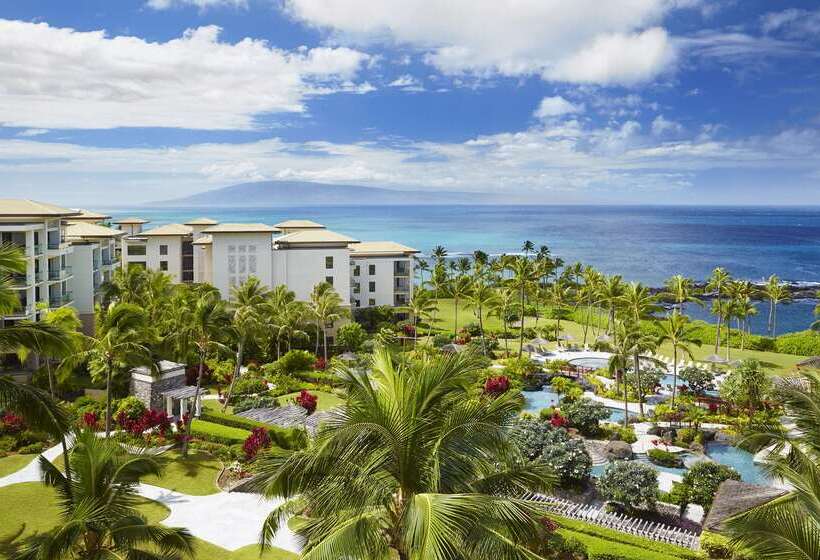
[[180, 398, 187, 418], [165, 396, 173, 418], [195, 395, 201, 417]]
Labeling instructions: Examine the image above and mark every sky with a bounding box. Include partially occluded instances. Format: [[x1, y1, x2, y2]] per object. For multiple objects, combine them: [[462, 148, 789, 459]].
[[1, 0, 819, 206]]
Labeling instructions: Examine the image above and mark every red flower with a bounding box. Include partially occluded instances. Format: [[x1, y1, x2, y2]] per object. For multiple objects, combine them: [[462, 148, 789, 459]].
[[540, 517, 560, 533], [403, 324, 416, 336], [314, 357, 327, 371], [243, 427, 271, 459], [295, 390, 318, 414], [484, 375, 510, 396], [549, 411, 568, 428], [81, 411, 99, 429], [1, 412, 25, 433]]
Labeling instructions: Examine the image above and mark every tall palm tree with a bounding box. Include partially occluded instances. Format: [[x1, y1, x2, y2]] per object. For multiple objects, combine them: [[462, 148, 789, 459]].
[[663, 274, 701, 313], [256, 347, 555, 559], [222, 277, 268, 412], [167, 290, 230, 456], [579, 267, 601, 345], [656, 311, 701, 406], [34, 305, 83, 398], [466, 281, 499, 356], [310, 282, 334, 355], [764, 274, 791, 338], [624, 324, 658, 417], [18, 430, 194, 560], [446, 274, 473, 337], [725, 371, 820, 559], [547, 280, 571, 340], [414, 257, 430, 288], [314, 289, 350, 362], [65, 302, 154, 438], [489, 287, 516, 357], [428, 246, 448, 332], [99, 265, 148, 307], [707, 267, 731, 353], [608, 323, 636, 427], [597, 275, 625, 338], [404, 290, 438, 340], [504, 255, 541, 357]]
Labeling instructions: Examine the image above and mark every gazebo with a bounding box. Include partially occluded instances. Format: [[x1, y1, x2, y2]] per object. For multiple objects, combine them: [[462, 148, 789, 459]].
[[130, 360, 204, 420]]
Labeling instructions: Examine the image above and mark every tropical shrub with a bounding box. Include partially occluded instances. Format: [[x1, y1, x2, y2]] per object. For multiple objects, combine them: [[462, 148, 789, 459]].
[[432, 333, 452, 347], [562, 398, 610, 436], [232, 376, 268, 396], [275, 350, 316, 374], [114, 396, 146, 421], [294, 389, 317, 414], [484, 375, 510, 396], [0, 412, 25, 434], [678, 461, 740, 511], [206, 359, 236, 385], [679, 366, 715, 396], [17, 442, 46, 454], [198, 409, 306, 449], [541, 437, 592, 484], [597, 461, 658, 512], [352, 305, 395, 332], [676, 428, 696, 445], [243, 426, 271, 460], [116, 408, 170, 437], [511, 417, 567, 460], [773, 330, 820, 356], [190, 419, 251, 445], [647, 448, 683, 468], [719, 360, 771, 414], [551, 377, 582, 395], [232, 395, 280, 413]]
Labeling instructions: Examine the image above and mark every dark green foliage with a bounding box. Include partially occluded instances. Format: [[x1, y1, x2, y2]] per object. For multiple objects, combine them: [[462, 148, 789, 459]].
[[774, 330, 820, 355], [678, 461, 740, 511], [274, 350, 316, 374], [646, 448, 683, 468], [335, 322, 368, 351], [232, 395, 280, 413], [232, 376, 268, 396], [198, 409, 307, 449], [190, 419, 250, 445], [598, 461, 658, 512], [562, 398, 610, 436], [511, 417, 567, 460], [352, 305, 395, 332]]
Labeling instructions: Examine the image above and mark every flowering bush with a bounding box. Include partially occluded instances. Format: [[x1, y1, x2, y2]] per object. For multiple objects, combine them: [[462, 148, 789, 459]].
[[402, 324, 416, 337], [484, 375, 510, 396], [314, 357, 327, 371], [82, 411, 99, 430], [548, 411, 569, 428], [540, 437, 592, 484], [679, 461, 741, 511], [1, 412, 25, 434], [295, 390, 318, 414], [561, 397, 610, 436], [511, 418, 569, 460], [243, 427, 271, 460], [598, 461, 658, 512], [116, 408, 171, 437]]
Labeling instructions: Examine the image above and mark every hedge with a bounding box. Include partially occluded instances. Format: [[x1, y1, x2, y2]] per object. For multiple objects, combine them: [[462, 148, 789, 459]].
[[190, 419, 251, 445], [198, 410, 307, 450], [551, 516, 698, 560]]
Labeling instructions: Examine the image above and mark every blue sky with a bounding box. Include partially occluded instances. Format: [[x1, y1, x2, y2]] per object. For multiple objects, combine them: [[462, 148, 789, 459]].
[[1, 0, 819, 205]]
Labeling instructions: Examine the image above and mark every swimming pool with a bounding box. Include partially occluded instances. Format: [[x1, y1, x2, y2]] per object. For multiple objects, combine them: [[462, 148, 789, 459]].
[[569, 357, 610, 370], [523, 388, 625, 424], [705, 442, 770, 485]]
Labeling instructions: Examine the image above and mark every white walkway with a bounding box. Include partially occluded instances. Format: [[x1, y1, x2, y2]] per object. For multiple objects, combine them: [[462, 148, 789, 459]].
[[0, 441, 301, 553]]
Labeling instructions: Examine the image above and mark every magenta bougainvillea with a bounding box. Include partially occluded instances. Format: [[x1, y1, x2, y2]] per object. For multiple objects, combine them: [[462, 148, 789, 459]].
[[483, 375, 510, 396], [295, 389, 318, 414], [313, 357, 327, 371], [116, 409, 171, 437], [548, 411, 569, 428], [243, 427, 271, 459], [1, 412, 25, 434]]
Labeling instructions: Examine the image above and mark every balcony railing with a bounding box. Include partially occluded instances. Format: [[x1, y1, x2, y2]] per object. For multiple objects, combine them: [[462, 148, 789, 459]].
[[47, 239, 61, 250], [48, 266, 73, 281], [49, 292, 73, 307], [102, 256, 113, 266], [394, 278, 410, 293], [394, 262, 410, 276], [10, 273, 28, 287], [31, 244, 44, 256]]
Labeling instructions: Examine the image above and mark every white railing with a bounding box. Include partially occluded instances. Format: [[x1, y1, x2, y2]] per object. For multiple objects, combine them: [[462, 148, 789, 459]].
[[523, 493, 700, 550]]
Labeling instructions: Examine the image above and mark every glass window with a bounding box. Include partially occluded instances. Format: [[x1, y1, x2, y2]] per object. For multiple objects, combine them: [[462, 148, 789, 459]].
[[159, 244, 168, 256], [353, 265, 360, 276], [159, 261, 168, 271], [325, 256, 333, 269], [325, 276, 334, 286], [368, 264, 376, 275], [369, 298, 375, 306], [369, 281, 375, 292]]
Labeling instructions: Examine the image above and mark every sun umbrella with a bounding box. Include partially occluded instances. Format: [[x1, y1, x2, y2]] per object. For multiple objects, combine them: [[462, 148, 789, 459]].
[[529, 337, 550, 346], [595, 334, 612, 343], [557, 333, 575, 342], [703, 353, 728, 364], [339, 351, 358, 361]]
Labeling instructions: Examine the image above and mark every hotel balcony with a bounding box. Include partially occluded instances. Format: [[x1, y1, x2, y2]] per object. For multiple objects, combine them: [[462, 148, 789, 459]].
[[9, 273, 29, 288], [394, 278, 411, 293], [394, 294, 409, 307], [48, 266, 73, 281], [5, 303, 35, 319], [394, 261, 410, 276], [49, 292, 74, 308], [31, 244, 44, 256]]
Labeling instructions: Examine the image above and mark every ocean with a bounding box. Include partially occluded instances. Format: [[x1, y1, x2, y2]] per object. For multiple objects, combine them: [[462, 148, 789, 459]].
[[105, 205, 820, 334]]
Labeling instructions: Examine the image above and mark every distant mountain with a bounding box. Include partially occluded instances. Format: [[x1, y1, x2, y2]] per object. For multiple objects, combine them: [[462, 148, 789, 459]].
[[152, 180, 503, 207]]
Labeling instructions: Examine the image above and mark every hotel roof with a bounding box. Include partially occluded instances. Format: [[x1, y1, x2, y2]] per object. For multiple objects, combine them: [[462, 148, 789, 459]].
[[192, 235, 213, 245], [71, 209, 112, 221], [139, 223, 193, 236], [350, 241, 419, 256], [273, 219, 325, 230], [0, 199, 80, 217], [65, 222, 126, 239], [274, 229, 358, 246], [201, 223, 278, 234], [114, 217, 149, 224], [184, 217, 219, 226]]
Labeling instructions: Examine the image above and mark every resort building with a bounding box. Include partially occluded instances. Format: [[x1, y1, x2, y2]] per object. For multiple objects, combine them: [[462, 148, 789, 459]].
[[64, 221, 125, 332], [349, 241, 418, 309], [0, 200, 77, 326], [121, 223, 195, 283]]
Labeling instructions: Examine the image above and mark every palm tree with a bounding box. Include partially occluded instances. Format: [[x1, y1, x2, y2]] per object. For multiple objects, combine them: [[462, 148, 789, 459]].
[[504, 255, 541, 357], [414, 257, 430, 288], [256, 347, 555, 559], [222, 277, 268, 412], [707, 267, 731, 353], [656, 311, 702, 406], [625, 326, 658, 417], [579, 267, 601, 345], [18, 430, 194, 560], [547, 280, 571, 340], [167, 290, 230, 456], [597, 275, 626, 338], [725, 371, 820, 559], [521, 240, 535, 256], [35, 305, 83, 398], [663, 274, 701, 313], [428, 246, 448, 331], [764, 274, 791, 338], [99, 265, 148, 307], [314, 289, 350, 362], [405, 290, 438, 340], [310, 282, 334, 355], [489, 287, 516, 357], [466, 281, 499, 356], [66, 302, 154, 438], [446, 274, 473, 337], [608, 323, 635, 427]]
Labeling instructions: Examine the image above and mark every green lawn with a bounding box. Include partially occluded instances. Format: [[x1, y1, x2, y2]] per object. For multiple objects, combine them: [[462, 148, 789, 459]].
[[276, 390, 344, 411], [430, 298, 806, 375], [141, 450, 223, 496], [0, 454, 35, 478]]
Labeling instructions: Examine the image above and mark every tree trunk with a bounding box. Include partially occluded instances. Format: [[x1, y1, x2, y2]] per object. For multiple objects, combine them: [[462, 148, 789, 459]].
[[634, 352, 644, 417], [478, 305, 487, 356], [323, 329, 328, 362], [768, 299, 774, 337], [622, 368, 629, 428], [46, 361, 55, 399], [221, 341, 244, 413], [105, 362, 113, 438], [453, 297, 458, 337], [315, 320, 321, 355], [182, 355, 205, 457], [772, 302, 777, 338], [714, 294, 722, 353], [518, 283, 525, 358], [671, 345, 678, 407], [60, 435, 73, 487]]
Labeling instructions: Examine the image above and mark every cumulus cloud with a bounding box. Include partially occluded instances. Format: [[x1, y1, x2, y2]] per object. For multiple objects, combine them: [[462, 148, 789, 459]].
[[0, 19, 370, 130], [533, 96, 584, 119], [388, 74, 425, 91], [651, 115, 684, 136], [282, 0, 690, 85], [761, 8, 820, 38]]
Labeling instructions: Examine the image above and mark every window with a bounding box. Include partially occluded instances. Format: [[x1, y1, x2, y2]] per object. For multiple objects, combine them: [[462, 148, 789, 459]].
[[325, 256, 333, 269], [126, 244, 146, 256], [325, 276, 334, 286], [159, 244, 168, 256], [355, 300, 361, 308], [368, 264, 376, 275], [353, 265, 360, 277], [369, 281, 376, 292], [159, 261, 168, 271], [369, 298, 375, 306]]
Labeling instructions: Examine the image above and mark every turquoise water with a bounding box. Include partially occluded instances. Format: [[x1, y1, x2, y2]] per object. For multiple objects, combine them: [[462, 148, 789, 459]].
[[705, 442, 769, 485], [568, 357, 609, 370], [523, 387, 624, 423], [108, 204, 820, 333]]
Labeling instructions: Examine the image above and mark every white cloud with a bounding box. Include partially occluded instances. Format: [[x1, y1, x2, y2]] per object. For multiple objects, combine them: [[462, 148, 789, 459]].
[[533, 96, 584, 119], [761, 8, 820, 38], [16, 129, 49, 137], [0, 19, 370, 130], [651, 115, 683, 136], [282, 0, 691, 85], [146, 0, 247, 10], [388, 74, 425, 91]]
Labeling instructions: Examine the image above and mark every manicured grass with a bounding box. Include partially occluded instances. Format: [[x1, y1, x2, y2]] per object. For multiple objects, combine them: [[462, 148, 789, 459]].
[[190, 419, 252, 444], [0, 453, 35, 478], [276, 390, 344, 411], [431, 298, 806, 375], [0, 482, 169, 541], [552, 515, 698, 560], [141, 450, 223, 496], [193, 540, 298, 560]]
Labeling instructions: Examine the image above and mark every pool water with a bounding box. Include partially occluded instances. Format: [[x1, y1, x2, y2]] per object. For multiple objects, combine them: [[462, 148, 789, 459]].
[[569, 357, 610, 370], [705, 442, 770, 485], [591, 455, 687, 478], [523, 388, 625, 424]]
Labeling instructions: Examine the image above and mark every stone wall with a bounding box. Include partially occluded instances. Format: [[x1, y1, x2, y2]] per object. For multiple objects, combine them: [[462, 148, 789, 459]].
[[130, 366, 187, 412]]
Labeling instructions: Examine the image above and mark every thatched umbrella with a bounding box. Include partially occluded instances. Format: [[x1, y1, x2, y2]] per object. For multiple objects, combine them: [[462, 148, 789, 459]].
[[338, 351, 358, 362], [702, 480, 788, 533], [796, 356, 820, 369], [703, 353, 729, 365], [529, 337, 550, 347], [595, 334, 612, 343], [440, 343, 465, 354], [557, 333, 575, 342]]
